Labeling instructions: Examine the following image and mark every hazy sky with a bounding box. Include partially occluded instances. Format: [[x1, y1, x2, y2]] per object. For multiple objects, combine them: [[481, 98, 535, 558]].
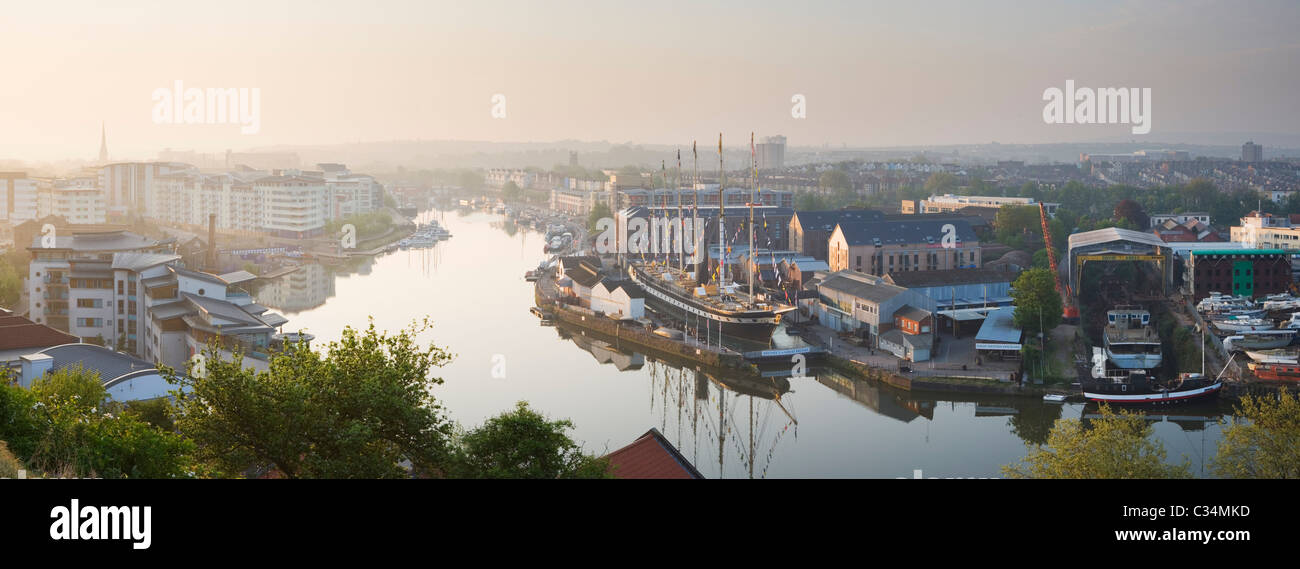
[[1, 0, 1297, 161]]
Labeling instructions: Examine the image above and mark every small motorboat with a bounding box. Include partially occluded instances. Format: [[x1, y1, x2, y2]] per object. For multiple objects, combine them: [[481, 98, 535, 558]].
[[1042, 394, 1067, 403]]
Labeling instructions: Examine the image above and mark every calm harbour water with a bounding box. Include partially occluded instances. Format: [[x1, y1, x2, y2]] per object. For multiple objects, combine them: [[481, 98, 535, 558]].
[[254, 209, 1229, 478]]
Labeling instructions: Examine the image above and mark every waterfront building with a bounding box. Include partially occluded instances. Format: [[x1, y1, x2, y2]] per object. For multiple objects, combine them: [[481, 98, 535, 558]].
[[256, 174, 329, 238], [27, 230, 174, 335], [810, 270, 935, 347], [827, 218, 981, 275], [588, 278, 646, 320], [879, 304, 932, 363], [788, 210, 886, 260], [974, 307, 1022, 359], [52, 183, 107, 224], [884, 269, 1014, 310], [320, 164, 383, 218], [98, 162, 197, 219], [557, 256, 603, 303], [1183, 249, 1293, 301], [0, 172, 39, 223], [550, 187, 608, 216], [146, 275, 290, 374]]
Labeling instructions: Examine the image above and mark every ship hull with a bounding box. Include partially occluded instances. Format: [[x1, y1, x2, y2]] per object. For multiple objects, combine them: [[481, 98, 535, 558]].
[[1082, 382, 1222, 405], [628, 265, 785, 342]]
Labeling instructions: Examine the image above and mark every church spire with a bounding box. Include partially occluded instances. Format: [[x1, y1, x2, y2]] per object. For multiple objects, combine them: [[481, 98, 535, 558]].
[[98, 121, 108, 163]]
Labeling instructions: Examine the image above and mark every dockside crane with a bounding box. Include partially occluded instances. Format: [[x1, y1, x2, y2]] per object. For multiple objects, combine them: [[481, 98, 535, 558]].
[[1039, 202, 1079, 322]]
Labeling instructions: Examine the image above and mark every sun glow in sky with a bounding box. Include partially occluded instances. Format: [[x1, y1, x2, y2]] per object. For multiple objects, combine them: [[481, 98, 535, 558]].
[[1, 0, 1297, 161]]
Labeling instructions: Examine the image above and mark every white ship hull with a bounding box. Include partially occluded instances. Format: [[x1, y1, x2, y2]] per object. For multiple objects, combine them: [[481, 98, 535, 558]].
[[1104, 348, 1162, 370]]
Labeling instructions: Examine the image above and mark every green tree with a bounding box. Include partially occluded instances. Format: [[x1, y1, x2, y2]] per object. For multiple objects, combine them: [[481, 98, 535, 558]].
[[449, 401, 612, 479], [502, 180, 523, 201], [0, 374, 192, 479], [1211, 388, 1300, 478], [819, 170, 852, 196], [1031, 248, 1051, 270], [994, 205, 1044, 249], [124, 398, 176, 432], [0, 255, 20, 308], [169, 319, 454, 478], [1003, 405, 1192, 478], [30, 364, 107, 412], [923, 172, 957, 195], [1011, 268, 1063, 339]]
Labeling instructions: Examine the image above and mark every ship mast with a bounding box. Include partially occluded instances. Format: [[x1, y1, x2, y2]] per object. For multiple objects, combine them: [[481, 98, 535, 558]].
[[717, 133, 726, 289], [749, 132, 756, 300], [661, 160, 669, 264], [676, 149, 684, 274], [692, 141, 699, 279]]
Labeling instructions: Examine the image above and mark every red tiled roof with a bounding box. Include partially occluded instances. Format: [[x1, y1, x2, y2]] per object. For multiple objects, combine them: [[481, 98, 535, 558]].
[[604, 428, 704, 479], [0, 317, 79, 351]]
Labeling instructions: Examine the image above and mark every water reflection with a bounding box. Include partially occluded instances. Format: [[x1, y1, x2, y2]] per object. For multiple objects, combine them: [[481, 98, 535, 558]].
[[243, 206, 1228, 478]]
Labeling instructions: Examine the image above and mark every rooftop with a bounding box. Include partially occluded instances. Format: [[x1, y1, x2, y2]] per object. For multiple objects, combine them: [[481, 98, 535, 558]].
[[38, 344, 161, 388], [894, 304, 931, 322], [835, 219, 977, 247], [885, 269, 1014, 289], [604, 428, 704, 479], [0, 317, 79, 352], [974, 307, 1022, 344], [818, 271, 908, 304], [793, 210, 886, 232], [29, 230, 165, 252]]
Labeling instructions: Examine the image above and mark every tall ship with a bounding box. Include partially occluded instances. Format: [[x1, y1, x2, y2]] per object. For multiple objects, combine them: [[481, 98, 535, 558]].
[[1102, 306, 1162, 370], [625, 134, 795, 342], [1081, 348, 1223, 405]]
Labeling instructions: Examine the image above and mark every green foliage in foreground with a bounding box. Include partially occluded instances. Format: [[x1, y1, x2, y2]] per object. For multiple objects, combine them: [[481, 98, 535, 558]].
[[0, 366, 193, 479], [1003, 406, 1192, 479], [449, 401, 613, 479], [1212, 388, 1300, 479], [169, 319, 455, 479]]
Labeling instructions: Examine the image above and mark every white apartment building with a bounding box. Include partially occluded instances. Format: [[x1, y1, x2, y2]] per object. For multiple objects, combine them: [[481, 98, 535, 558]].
[[918, 193, 1059, 216], [257, 175, 329, 237], [0, 172, 39, 222], [52, 183, 107, 224], [99, 162, 196, 219], [26, 229, 292, 369], [320, 164, 382, 219], [27, 230, 176, 351], [152, 173, 265, 232], [1230, 212, 1300, 250]]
